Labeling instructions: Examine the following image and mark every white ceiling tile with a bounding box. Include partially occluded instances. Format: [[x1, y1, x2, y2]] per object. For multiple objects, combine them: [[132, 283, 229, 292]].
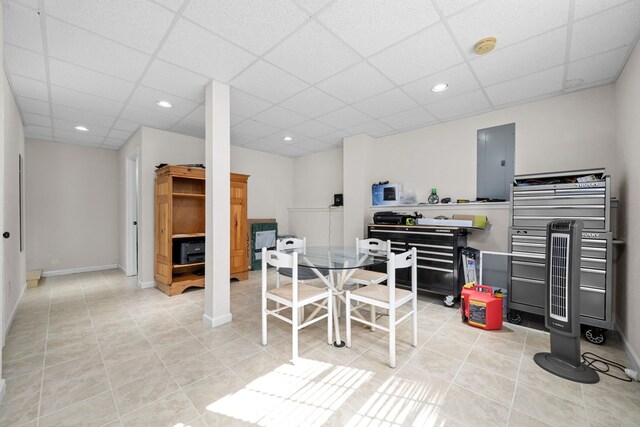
[[4, 2, 43, 52], [186, 105, 206, 124], [24, 125, 53, 139], [49, 59, 135, 102], [426, 89, 491, 120], [8, 75, 49, 101], [379, 107, 437, 131], [151, 0, 185, 12], [46, 0, 174, 53], [470, 28, 567, 86], [293, 139, 335, 153], [120, 104, 181, 129], [100, 138, 127, 150], [402, 63, 479, 105], [570, 1, 640, 61], [316, 106, 372, 129], [22, 112, 52, 127], [170, 119, 205, 138], [230, 114, 244, 126], [230, 89, 273, 118], [574, 0, 629, 20], [369, 23, 464, 85], [141, 60, 210, 102], [276, 144, 313, 158], [294, 0, 334, 14], [231, 60, 308, 103], [52, 104, 117, 128], [46, 18, 150, 82], [279, 87, 345, 118], [158, 19, 256, 83], [485, 66, 564, 106], [288, 120, 337, 138], [232, 119, 282, 138], [50, 86, 125, 117], [316, 130, 350, 145], [129, 86, 199, 118], [567, 47, 629, 85], [265, 20, 360, 84], [317, 62, 394, 103], [448, 0, 570, 57], [107, 129, 133, 140], [113, 118, 141, 132], [16, 97, 50, 116], [230, 130, 257, 146], [6, 0, 39, 9], [53, 118, 110, 137], [184, 0, 309, 55], [352, 89, 419, 118], [435, 0, 481, 16], [344, 120, 394, 137], [53, 128, 105, 145], [4, 45, 47, 81], [317, 0, 439, 57], [242, 138, 288, 153], [252, 106, 308, 129]]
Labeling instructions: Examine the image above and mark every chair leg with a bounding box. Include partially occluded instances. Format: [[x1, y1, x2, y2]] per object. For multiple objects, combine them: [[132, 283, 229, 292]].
[[327, 294, 333, 345], [262, 295, 267, 346], [412, 295, 418, 347], [370, 306, 376, 332], [389, 307, 396, 368], [345, 292, 351, 348], [292, 304, 298, 363]]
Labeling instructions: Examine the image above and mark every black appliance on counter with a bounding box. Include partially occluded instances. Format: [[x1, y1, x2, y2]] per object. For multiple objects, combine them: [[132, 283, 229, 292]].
[[373, 211, 418, 225], [174, 239, 205, 264]]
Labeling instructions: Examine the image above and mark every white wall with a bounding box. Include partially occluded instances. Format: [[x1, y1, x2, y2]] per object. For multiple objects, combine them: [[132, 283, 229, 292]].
[[2, 67, 26, 347], [25, 139, 118, 274], [614, 41, 640, 367], [292, 148, 343, 208], [117, 128, 141, 274], [231, 145, 294, 233]]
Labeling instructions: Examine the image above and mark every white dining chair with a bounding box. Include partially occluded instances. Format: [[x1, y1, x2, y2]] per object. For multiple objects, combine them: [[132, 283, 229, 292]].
[[261, 248, 332, 363], [345, 247, 418, 368], [344, 238, 391, 329]]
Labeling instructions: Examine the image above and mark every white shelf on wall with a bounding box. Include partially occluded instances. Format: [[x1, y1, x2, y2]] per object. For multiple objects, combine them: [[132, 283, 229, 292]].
[[370, 202, 509, 211], [288, 206, 344, 212]]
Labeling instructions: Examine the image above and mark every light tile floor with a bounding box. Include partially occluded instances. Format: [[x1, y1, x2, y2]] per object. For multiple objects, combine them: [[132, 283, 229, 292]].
[[1, 269, 639, 426]]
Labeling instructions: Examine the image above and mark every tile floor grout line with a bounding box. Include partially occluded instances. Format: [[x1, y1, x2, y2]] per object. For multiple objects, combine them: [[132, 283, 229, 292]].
[[34, 277, 54, 427]]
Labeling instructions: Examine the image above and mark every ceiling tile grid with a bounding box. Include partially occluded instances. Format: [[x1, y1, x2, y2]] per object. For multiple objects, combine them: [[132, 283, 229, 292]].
[[4, 0, 640, 155]]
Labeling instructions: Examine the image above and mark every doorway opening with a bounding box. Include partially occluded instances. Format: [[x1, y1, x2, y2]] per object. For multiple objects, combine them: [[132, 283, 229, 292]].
[[125, 149, 139, 276]]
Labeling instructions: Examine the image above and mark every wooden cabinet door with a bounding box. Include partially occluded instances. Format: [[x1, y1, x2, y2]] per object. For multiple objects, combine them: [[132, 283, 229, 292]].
[[230, 176, 248, 278], [155, 176, 172, 284]]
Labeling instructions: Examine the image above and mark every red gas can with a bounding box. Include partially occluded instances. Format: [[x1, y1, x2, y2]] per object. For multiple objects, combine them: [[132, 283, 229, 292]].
[[460, 283, 503, 330]]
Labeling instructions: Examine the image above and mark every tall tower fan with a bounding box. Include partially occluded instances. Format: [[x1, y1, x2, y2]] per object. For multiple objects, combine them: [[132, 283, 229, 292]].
[[534, 220, 599, 383]]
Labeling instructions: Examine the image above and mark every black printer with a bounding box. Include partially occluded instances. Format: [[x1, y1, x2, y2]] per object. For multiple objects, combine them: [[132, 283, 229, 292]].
[[373, 211, 418, 225]]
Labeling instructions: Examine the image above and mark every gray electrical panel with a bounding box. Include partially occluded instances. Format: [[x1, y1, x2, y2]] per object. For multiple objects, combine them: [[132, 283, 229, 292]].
[[477, 123, 515, 201]]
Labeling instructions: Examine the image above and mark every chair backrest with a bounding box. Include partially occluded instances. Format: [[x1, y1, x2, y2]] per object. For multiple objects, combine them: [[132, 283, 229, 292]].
[[386, 247, 417, 304], [277, 237, 306, 252], [356, 237, 391, 256], [262, 248, 300, 299]]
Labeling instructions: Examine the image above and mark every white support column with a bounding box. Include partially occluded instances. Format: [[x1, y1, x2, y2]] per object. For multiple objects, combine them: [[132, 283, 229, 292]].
[[343, 134, 373, 245], [203, 80, 232, 328]]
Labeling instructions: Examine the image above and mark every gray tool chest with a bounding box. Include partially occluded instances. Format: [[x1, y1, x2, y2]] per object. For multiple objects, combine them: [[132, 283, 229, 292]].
[[507, 168, 614, 344], [368, 224, 467, 304]]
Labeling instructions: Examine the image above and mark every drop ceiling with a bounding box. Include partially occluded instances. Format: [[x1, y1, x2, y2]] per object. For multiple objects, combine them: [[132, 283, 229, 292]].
[[4, 0, 640, 157]]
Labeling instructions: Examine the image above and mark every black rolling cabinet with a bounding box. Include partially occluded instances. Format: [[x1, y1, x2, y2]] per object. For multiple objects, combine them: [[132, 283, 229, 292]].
[[368, 224, 467, 303]]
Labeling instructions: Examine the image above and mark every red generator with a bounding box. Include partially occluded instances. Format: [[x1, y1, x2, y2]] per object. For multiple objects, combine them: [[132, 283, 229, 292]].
[[460, 284, 503, 330]]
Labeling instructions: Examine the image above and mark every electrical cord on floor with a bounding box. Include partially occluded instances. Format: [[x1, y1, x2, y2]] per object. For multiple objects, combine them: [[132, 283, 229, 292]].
[[582, 351, 636, 382]]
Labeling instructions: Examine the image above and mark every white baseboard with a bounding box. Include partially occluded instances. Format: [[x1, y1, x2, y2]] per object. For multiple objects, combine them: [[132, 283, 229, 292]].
[[0, 379, 6, 402], [203, 312, 233, 328], [616, 324, 640, 372], [117, 264, 126, 274], [138, 280, 156, 289], [42, 264, 118, 277], [3, 281, 27, 346]]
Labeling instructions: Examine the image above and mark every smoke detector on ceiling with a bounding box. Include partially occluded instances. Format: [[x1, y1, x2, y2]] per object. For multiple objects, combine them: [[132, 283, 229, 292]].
[[474, 37, 496, 55]]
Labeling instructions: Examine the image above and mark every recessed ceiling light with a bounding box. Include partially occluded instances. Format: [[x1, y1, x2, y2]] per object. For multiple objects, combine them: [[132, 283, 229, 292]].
[[431, 83, 449, 93], [156, 100, 173, 108], [283, 136, 293, 142], [74, 125, 89, 132]]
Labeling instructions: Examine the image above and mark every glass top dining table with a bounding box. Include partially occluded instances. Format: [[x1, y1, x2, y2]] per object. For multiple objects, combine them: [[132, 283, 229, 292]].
[[281, 245, 388, 347]]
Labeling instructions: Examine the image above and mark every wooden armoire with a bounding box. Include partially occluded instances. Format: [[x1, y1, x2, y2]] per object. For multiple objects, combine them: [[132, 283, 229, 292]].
[[154, 165, 249, 296]]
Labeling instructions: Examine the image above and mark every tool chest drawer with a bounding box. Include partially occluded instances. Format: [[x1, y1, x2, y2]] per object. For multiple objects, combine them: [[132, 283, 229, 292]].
[[368, 224, 466, 298]]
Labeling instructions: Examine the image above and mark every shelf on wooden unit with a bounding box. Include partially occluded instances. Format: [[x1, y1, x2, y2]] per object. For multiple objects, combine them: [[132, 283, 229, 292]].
[[173, 192, 205, 198], [173, 262, 205, 269], [172, 232, 205, 238], [171, 273, 205, 283]]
